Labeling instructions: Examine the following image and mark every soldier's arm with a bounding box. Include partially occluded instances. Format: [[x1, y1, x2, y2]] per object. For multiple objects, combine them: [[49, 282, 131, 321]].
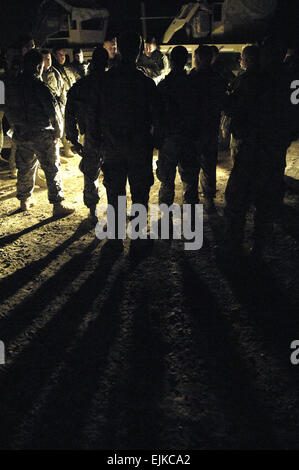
[[39, 82, 63, 138], [65, 87, 79, 145], [148, 78, 164, 148]]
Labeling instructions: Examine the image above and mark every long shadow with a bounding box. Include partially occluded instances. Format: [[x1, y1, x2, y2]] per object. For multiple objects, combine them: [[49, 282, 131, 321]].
[[101, 288, 165, 450], [0, 217, 62, 248], [280, 203, 299, 243], [217, 254, 299, 380], [179, 253, 279, 449], [0, 220, 95, 303], [0, 191, 16, 202], [0, 232, 102, 341], [0, 245, 124, 449], [215, 254, 299, 448]]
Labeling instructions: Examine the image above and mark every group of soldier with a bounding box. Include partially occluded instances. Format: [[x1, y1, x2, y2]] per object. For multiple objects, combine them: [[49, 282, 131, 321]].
[[2, 30, 299, 256]]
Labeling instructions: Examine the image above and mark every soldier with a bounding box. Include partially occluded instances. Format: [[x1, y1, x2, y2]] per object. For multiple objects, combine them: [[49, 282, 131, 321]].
[[65, 46, 108, 220], [223, 45, 261, 255], [6, 34, 36, 179], [100, 31, 161, 247], [5, 49, 74, 216], [137, 37, 169, 83], [189, 45, 226, 213], [156, 46, 196, 205], [103, 36, 120, 70], [52, 46, 81, 157], [223, 42, 295, 258], [42, 49, 66, 112], [71, 48, 88, 79]]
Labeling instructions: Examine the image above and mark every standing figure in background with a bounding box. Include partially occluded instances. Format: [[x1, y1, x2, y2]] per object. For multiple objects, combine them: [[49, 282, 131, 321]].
[[189, 45, 226, 213], [65, 47, 108, 221], [5, 50, 74, 217], [100, 31, 161, 250], [71, 48, 88, 79], [52, 46, 79, 158], [137, 37, 169, 83], [156, 46, 196, 205]]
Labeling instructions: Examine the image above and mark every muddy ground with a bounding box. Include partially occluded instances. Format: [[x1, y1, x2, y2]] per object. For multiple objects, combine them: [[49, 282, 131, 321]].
[[1, 145, 299, 450]]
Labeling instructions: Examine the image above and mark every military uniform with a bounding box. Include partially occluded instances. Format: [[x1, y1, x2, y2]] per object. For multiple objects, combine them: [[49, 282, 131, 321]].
[[156, 69, 196, 204], [188, 68, 226, 202], [52, 57, 79, 156], [100, 63, 160, 235], [65, 71, 104, 209], [5, 71, 64, 204], [137, 49, 169, 80], [42, 65, 66, 112], [224, 64, 294, 250]]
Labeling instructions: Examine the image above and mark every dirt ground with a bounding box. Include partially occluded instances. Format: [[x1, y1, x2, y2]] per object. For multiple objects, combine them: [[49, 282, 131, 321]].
[[1, 145, 299, 450]]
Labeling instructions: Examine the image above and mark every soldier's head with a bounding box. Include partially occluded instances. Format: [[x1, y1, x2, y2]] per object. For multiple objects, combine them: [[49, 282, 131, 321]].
[[260, 36, 286, 69], [18, 34, 35, 56], [170, 46, 188, 70], [103, 38, 117, 59], [73, 48, 83, 63], [144, 37, 157, 57], [23, 49, 44, 77], [41, 49, 52, 71], [194, 45, 213, 70], [240, 45, 260, 71], [90, 46, 108, 72], [118, 31, 142, 64], [53, 47, 66, 66]]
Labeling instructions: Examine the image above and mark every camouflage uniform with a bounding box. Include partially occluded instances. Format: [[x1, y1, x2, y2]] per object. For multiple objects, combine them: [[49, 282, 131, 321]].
[[137, 49, 169, 80], [51, 57, 79, 156], [100, 64, 160, 235], [5, 71, 64, 203], [224, 65, 294, 249], [156, 69, 197, 204], [42, 65, 66, 112], [188, 68, 226, 201], [65, 71, 104, 208]]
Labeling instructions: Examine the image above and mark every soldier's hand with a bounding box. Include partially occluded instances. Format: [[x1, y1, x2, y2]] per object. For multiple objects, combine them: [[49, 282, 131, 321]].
[[71, 142, 84, 156]]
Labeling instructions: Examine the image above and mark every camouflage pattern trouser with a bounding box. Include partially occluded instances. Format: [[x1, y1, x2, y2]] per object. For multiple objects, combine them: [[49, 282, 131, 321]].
[[15, 131, 64, 204], [79, 136, 102, 208], [196, 129, 219, 199], [102, 142, 154, 237], [156, 135, 198, 205], [225, 135, 287, 247]]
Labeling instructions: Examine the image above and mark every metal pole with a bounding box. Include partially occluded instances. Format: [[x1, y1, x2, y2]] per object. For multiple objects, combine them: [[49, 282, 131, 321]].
[[140, 1, 147, 40]]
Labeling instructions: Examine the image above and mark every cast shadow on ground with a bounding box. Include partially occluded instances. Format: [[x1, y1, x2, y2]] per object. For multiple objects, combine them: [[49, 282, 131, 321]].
[[0, 243, 124, 449]]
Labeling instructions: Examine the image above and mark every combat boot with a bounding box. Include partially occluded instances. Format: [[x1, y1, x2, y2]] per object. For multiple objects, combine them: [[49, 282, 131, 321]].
[[203, 196, 217, 214], [53, 202, 75, 217], [20, 198, 35, 211]]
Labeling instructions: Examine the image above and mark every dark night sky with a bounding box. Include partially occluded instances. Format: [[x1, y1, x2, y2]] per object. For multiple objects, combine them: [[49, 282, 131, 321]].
[[0, 0, 299, 47]]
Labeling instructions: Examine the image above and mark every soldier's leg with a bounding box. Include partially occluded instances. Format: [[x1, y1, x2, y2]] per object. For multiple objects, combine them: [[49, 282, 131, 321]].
[[34, 133, 64, 204], [200, 130, 218, 201], [9, 140, 17, 177], [128, 146, 154, 208], [102, 154, 127, 238], [156, 137, 178, 205], [224, 138, 256, 250], [61, 131, 74, 158], [253, 149, 287, 252], [15, 139, 38, 204], [178, 139, 199, 204], [79, 138, 101, 211]]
